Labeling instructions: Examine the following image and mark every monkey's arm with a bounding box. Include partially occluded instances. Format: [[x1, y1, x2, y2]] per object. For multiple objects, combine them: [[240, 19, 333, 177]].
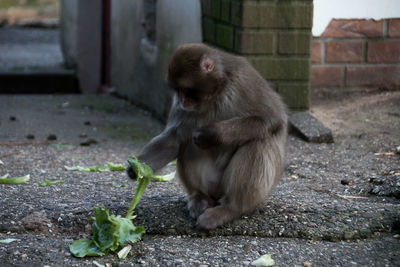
[[193, 115, 285, 149], [128, 128, 179, 179]]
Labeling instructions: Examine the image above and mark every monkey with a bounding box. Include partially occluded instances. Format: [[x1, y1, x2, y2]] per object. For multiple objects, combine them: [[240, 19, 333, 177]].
[[127, 43, 287, 230]]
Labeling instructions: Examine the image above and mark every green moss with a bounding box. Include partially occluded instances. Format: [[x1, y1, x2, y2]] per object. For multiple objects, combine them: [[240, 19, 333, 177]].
[[98, 124, 154, 142], [72, 95, 116, 113]]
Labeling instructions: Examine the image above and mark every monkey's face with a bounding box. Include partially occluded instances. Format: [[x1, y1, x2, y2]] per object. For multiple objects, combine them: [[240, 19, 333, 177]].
[[167, 45, 221, 112], [169, 77, 217, 112]]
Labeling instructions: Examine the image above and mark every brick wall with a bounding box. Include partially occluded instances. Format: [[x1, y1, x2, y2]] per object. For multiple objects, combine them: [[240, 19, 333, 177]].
[[311, 18, 400, 89], [201, 0, 313, 110]]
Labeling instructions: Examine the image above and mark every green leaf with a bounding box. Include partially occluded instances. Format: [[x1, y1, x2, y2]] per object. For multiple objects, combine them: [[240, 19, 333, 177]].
[[251, 254, 275, 266], [117, 245, 132, 259], [0, 174, 30, 184], [0, 238, 18, 244], [112, 184, 126, 188], [126, 157, 154, 219], [69, 239, 105, 258], [38, 179, 65, 187], [127, 156, 153, 180], [91, 207, 118, 251], [65, 162, 126, 172], [153, 171, 175, 182], [106, 162, 126, 171], [70, 207, 145, 258]]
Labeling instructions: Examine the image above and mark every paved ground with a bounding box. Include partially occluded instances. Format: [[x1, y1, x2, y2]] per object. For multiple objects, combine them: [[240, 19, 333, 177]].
[[0, 91, 399, 266]]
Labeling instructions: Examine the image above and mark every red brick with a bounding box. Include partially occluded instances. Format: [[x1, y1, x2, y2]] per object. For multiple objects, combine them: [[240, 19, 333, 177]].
[[368, 41, 400, 63], [388, 18, 400, 37], [311, 66, 343, 87], [326, 41, 363, 63], [311, 42, 322, 63], [346, 66, 400, 87], [321, 19, 384, 38]]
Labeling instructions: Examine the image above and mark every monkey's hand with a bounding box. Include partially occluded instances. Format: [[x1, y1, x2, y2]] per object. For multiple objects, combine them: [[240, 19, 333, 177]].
[[193, 125, 220, 149], [126, 165, 137, 180]]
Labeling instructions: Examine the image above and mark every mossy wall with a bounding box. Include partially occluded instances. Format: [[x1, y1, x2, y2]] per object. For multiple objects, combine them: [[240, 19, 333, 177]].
[[111, 0, 202, 121], [202, 0, 313, 110]]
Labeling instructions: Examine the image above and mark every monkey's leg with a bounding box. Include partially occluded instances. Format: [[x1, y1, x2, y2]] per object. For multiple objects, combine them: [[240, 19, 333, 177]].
[[197, 139, 284, 229], [176, 158, 215, 219]]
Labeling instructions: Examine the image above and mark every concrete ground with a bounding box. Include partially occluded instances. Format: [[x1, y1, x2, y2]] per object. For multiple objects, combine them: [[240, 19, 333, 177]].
[[0, 90, 399, 267]]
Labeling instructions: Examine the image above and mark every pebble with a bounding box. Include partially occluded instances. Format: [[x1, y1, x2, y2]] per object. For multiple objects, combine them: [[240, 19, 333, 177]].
[[47, 134, 57, 141], [340, 179, 350, 185]]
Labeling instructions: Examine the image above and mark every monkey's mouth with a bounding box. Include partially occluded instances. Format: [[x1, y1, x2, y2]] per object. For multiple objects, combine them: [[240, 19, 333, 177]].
[[178, 91, 195, 110]]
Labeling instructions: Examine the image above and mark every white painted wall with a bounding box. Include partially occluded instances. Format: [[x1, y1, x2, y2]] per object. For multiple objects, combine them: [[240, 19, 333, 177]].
[[313, 0, 400, 36]]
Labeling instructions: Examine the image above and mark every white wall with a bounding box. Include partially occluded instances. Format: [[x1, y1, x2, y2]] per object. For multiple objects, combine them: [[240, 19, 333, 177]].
[[313, 0, 400, 36]]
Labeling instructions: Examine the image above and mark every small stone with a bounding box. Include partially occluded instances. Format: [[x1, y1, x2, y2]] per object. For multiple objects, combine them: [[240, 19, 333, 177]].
[[80, 139, 98, 146], [303, 261, 313, 267], [289, 111, 334, 143], [9, 116, 16, 121], [340, 179, 350, 185], [371, 186, 381, 194], [84, 121, 91, 126], [47, 134, 57, 141], [26, 134, 35, 140], [79, 133, 88, 138]]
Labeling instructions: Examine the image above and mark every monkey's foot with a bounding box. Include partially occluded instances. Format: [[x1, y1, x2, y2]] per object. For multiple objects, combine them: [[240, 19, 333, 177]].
[[196, 205, 238, 230], [187, 196, 210, 219]]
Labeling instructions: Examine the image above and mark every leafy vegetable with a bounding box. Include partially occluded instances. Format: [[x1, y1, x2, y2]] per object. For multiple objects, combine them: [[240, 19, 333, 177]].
[[251, 254, 275, 266], [65, 162, 126, 172], [0, 238, 18, 244], [69, 207, 145, 258], [125, 156, 154, 219], [65, 165, 108, 172], [0, 174, 30, 184], [112, 184, 126, 188], [153, 171, 176, 182], [117, 245, 132, 259], [69, 157, 174, 258], [107, 162, 126, 171], [38, 179, 65, 187], [69, 239, 105, 257]]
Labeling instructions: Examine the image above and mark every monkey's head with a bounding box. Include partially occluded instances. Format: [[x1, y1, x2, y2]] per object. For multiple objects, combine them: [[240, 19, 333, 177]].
[[167, 43, 226, 112]]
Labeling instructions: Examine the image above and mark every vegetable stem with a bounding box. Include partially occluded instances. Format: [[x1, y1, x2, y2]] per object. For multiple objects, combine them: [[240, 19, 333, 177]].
[[126, 175, 151, 219]]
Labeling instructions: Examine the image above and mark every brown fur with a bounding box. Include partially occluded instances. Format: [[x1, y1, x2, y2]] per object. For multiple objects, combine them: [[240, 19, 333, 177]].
[[128, 43, 287, 229]]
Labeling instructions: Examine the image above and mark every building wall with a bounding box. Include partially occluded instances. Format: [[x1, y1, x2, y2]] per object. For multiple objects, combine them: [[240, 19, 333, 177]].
[[311, 18, 400, 88], [111, 0, 202, 121], [202, 0, 314, 110], [313, 0, 400, 36], [60, 0, 78, 69]]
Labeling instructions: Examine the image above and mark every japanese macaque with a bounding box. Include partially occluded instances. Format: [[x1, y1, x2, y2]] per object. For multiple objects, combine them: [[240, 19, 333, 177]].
[[127, 43, 287, 229]]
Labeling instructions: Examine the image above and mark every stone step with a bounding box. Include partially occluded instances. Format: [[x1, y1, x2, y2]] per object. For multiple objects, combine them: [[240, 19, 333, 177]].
[[0, 69, 79, 93]]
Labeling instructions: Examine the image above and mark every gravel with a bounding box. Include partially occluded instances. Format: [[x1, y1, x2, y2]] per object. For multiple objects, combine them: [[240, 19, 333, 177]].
[[0, 93, 399, 266]]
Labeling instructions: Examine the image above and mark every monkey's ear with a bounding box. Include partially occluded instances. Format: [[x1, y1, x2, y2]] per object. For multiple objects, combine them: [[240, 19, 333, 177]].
[[200, 55, 215, 73]]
